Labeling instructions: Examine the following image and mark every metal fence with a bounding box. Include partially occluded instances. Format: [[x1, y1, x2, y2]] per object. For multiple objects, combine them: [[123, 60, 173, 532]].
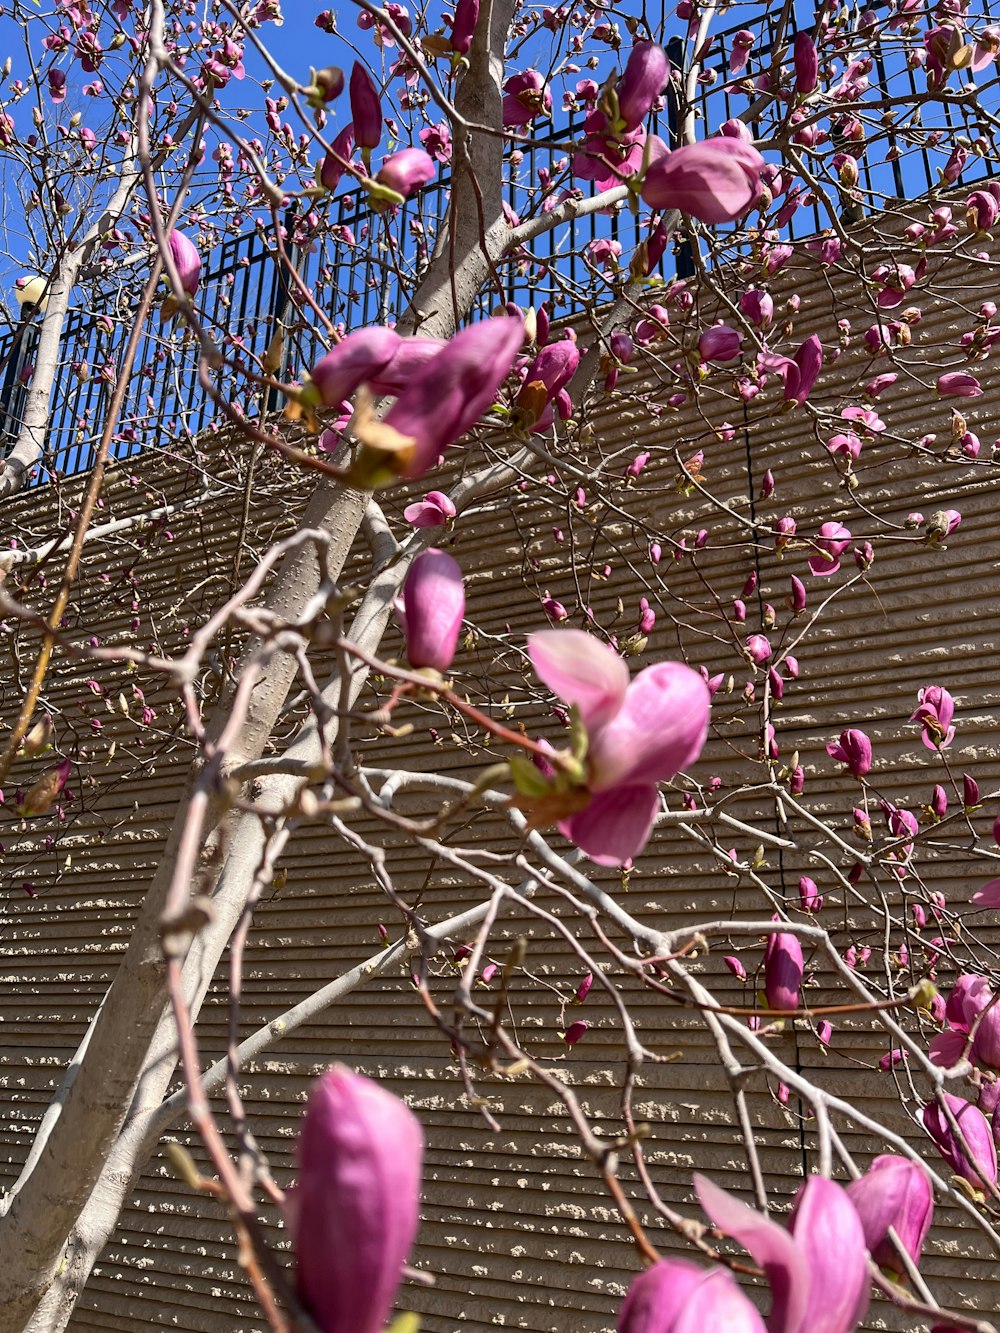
[[1, 0, 997, 480]]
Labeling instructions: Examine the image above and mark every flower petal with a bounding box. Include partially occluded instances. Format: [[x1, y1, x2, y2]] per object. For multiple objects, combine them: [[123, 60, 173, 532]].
[[789, 1178, 870, 1333], [694, 1174, 808, 1333], [560, 784, 660, 865], [588, 661, 710, 789], [928, 1029, 970, 1068], [529, 628, 630, 732], [972, 877, 1000, 909]]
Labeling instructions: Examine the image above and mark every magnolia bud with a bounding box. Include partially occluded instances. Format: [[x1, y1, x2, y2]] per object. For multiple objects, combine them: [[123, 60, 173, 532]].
[[292, 1067, 423, 1333], [764, 930, 803, 1011], [402, 549, 465, 674]]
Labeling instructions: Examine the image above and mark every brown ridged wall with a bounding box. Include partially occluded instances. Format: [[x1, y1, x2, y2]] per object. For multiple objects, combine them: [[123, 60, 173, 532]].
[[1, 229, 999, 1331]]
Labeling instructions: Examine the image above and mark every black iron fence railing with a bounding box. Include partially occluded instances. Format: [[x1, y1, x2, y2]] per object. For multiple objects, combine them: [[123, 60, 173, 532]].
[[0, 0, 996, 482]]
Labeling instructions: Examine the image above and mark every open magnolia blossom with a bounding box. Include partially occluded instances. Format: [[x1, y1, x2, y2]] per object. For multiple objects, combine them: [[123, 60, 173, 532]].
[[517, 629, 710, 865], [302, 317, 525, 484], [693, 1173, 870, 1333]]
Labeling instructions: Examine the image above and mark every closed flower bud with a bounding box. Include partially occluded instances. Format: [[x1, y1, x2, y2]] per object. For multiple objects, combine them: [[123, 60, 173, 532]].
[[799, 876, 822, 912], [402, 549, 465, 673], [793, 31, 819, 93], [321, 123, 357, 191], [291, 1066, 423, 1333], [937, 372, 983, 398], [617, 41, 670, 130], [699, 324, 743, 362], [847, 1155, 933, 1277], [964, 773, 980, 807], [374, 147, 436, 201], [764, 929, 803, 1011], [349, 61, 382, 152], [167, 229, 201, 298], [450, 0, 479, 53]]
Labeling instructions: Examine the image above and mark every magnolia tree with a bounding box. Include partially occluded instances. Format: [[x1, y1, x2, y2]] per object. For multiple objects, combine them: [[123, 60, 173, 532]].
[[3, 0, 1000, 1330]]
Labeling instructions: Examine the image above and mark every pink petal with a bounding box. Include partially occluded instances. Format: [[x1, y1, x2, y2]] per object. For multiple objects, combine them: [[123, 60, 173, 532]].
[[971, 877, 1000, 909], [928, 1029, 969, 1068], [529, 629, 630, 732], [560, 784, 660, 866], [694, 1174, 808, 1333], [789, 1177, 870, 1333], [588, 661, 710, 789]]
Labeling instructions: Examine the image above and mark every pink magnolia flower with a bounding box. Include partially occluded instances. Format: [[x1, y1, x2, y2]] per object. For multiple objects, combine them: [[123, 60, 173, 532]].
[[740, 288, 773, 327], [403, 490, 456, 527], [617, 1258, 766, 1332], [724, 955, 747, 981], [865, 373, 897, 397], [911, 684, 955, 749], [794, 31, 820, 93], [764, 930, 803, 1010], [573, 972, 593, 1004], [379, 317, 524, 479], [450, 0, 478, 51], [972, 874, 1000, 910], [827, 431, 862, 461], [528, 629, 710, 865], [419, 122, 452, 164], [799, 876, 823, 913], [514, 337, 580, 429], [699, 324, 743, 361], [847, 1156, 933, 1277], [291, 1067, 422, 1333], [729, 29, 755, 73], [871, 262, 915, 309], [374, 147, 436, 200], [694, 1173, 870, 1333], [973, 24, 1000, 69], [745, 633, 771, 664], [573, 120, 647, 190], [929, 974, 1000, 1069], [309, 327, 447, 408], [320, 124, 357, 191], [826, 728, 872, 777], [503, 69, 551, 126], [349, 62, 382, 151], [401, 548, 464, 673], [923, 1093, 997, 1188], [842, 405, 885, 433], [967, 189, 999, 233], [937, 372, 983, 398], [617, 41, 669, 129], [640, 137, 765, 224], [167, 229, 201, 297], [563, 1020, 589, 1045], [807, 520, 851, 577], [758, 334, 823, 406]]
